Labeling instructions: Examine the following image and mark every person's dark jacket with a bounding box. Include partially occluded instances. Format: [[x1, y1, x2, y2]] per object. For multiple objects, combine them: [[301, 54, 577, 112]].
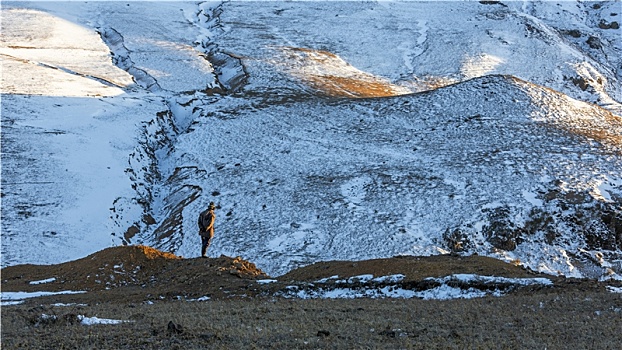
[[198, 209, 215, 237]]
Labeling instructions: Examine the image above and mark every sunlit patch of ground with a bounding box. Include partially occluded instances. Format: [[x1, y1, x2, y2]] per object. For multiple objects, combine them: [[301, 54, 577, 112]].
[[407, 75, 460, 92], [305, 75, 408, 98], [0, 8, 133, 97], [515, 76, 622, 149], [135, 245, 181, 260], [460, 53, 505, 79], [271, 47, 414, 98]]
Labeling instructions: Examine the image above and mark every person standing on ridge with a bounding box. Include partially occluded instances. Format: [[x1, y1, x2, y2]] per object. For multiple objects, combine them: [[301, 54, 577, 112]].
[[198, 202, 216, 258]]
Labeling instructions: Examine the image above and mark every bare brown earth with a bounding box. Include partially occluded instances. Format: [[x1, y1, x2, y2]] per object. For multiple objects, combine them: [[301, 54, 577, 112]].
[[2, 245, 622, 349]]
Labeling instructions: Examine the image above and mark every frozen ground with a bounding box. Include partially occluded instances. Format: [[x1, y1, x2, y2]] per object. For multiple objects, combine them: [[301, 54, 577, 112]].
[[1, 1, 621, 278], [277, 273, 554, 300]]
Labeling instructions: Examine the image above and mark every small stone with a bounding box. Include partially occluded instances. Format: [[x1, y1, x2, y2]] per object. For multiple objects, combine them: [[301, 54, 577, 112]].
[[167, 321, 183, 334]]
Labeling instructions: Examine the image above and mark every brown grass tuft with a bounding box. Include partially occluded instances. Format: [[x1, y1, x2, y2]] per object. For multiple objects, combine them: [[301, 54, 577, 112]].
[[276, 47, 412, 98], [135, 245, 181, 260], [307, 75, 406, 98]]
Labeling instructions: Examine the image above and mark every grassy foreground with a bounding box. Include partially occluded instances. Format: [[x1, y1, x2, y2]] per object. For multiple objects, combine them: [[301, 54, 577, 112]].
[[2, 247, 621, 349], [3, 290, 622, 349]]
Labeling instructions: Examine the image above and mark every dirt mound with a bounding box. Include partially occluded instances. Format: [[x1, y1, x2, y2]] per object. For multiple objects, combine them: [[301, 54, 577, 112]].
[[1, 245, 267, 300], [4, 247, 610, 306], [279, 254, 545, 283], [2, 246, 177, 292]]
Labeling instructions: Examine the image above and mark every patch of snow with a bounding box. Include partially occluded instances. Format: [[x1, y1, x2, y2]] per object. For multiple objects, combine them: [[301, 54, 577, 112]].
[[607, 286, 622, 294], [340, 176, 372, 209], [315, 275, 339, 283], [29, 277, 57, 285], [372, 274, 406, 283], [461, 53, 506, 79], [0, 8, 132, 97], [414, 285, 494, 300], [285, 284, 496, 300], [521, 190, 543, 207], [40, 314, 58, 321], [289, 286, 416, 300], [336, 274, 374, 284], [278, 273, 551, 300], [257, 279, 278, 284], [592, 176, 622, 203], [427, 274, 553, 286], [1, 290, 86, 306], [52, 303, 89, 307], [78, 315, 129, 325], [600, 272, 622, 282]]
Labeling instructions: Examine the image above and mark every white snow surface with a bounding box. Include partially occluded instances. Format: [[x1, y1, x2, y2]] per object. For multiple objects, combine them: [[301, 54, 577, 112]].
[[28, 313, 130, 325], [79, 315, 129, 325], [257, 279, 278, 284], [29, 277, 56, 285], [1, 290, 86, 306], [2, 1, 621, 279], [425, 274, 553, 286]]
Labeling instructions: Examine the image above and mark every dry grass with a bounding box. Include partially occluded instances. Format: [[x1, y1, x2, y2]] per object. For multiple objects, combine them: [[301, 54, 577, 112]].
[[511, 75, 622, 150], [135, 245, 181, 260], [3, 290, 622, 349], [280, 255, 543, 283], [276, 46, 412, 98], [3, 247, 621, 349], [306, 74, 407, 98]]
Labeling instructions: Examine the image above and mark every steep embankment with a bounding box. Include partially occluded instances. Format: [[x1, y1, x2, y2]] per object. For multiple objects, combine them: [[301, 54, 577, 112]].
[[106, 1, 249, 253]]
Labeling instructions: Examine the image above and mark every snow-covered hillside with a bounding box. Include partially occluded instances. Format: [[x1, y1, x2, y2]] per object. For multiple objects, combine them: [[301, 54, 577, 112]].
[[1, 1, 621, 278]]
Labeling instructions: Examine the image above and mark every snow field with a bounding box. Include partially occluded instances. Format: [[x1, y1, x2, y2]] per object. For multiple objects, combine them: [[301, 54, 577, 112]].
[[1, 1, 621, 281]]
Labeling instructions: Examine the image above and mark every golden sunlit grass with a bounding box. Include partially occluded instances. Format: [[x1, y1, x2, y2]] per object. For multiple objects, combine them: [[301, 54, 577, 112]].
[[508, 75, 622, 150], [306, 74, 408, 98], [135, 245, 181, 260], [568, 127, 622, 149], [275, 46, 414, 98], [288, 47, 339, 60]]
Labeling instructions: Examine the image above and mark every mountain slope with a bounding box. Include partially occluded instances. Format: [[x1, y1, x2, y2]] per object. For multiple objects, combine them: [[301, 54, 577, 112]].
[[1, 1, 621, 279], [146, 74, 621, 277]]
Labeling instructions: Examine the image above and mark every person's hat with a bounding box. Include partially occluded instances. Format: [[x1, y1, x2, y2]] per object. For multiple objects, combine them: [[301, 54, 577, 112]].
[[208, 202, 216, 210]]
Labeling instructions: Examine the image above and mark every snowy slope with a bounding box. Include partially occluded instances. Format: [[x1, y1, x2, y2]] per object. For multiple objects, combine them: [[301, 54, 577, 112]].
[[1, 1, 214, 265], [1, 1, 621, 279], [166, 74, 622, 277]]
